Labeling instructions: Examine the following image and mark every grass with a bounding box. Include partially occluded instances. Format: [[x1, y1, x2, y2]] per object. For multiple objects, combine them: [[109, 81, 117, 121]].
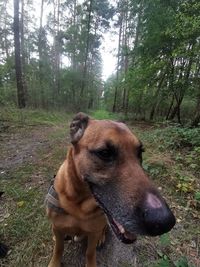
[[0, 108, 199, 267], [0, 106, 71, 127], [0, 176, 51, 266], [0, 108, 69, 267], [132, 124, 200, 267], [90, 109, 122, 120]]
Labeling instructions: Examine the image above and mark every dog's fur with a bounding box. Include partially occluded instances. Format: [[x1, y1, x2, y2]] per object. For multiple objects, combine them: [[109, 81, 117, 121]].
[[46, 113, 175, 267]]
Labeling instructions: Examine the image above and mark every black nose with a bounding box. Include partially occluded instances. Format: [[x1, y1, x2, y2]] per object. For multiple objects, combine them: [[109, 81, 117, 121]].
[[142, 194, 176, 236]]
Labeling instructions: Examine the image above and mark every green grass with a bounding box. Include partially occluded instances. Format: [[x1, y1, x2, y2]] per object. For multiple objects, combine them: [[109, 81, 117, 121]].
[[90, 109, 122, 120], [0, 178, 51, 267], [0, 108, 69, 267], [0, 106, 71, 126]]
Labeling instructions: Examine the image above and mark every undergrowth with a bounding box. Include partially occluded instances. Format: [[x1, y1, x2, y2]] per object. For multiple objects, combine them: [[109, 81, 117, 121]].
[[0, 106, 71, 126]]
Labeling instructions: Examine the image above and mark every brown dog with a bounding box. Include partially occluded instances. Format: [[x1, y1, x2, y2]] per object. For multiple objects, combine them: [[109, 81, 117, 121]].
[[46, 113, 175, 267]]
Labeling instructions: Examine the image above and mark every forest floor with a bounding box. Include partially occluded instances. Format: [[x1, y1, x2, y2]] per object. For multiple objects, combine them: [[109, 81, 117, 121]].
[[0, 108, 199, 267]]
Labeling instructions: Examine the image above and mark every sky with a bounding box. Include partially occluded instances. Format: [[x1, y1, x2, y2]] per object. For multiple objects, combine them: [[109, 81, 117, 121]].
[[101, 1, 118, 81], [101, 30, 118, 81]]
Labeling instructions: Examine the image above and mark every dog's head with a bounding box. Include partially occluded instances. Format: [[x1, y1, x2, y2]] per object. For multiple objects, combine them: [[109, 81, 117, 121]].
[[70, 113, 176, 244]]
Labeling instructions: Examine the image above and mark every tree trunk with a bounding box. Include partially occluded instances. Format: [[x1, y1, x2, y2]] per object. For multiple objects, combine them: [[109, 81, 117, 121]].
[[55, 0, 60, 96], [191, 96, 200, 127], [125, 87, 129, 116], [13, 0, 26, 108], [38, 0, 45, 108], [149, 70, 166, 120], [3, 0, 9, 60], [168, 43, 194, 122], [80, 0, 93, 100], [112, 15, 123, 113], [166, 95, 174, 120], [191, 60, 200, 127], [21, 0, 28, 103], [168, 98, 181, 122], [52, 0, 61, 107], [122, 3, 129, 111], [124, 5, 142, 115]]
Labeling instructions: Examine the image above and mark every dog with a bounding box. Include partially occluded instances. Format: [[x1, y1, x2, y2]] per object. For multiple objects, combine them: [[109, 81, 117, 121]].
[[46, 113, 175, 267]]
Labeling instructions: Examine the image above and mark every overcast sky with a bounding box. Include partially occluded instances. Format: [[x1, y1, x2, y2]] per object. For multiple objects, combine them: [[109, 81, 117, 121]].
[[101, 29, 118, 80]]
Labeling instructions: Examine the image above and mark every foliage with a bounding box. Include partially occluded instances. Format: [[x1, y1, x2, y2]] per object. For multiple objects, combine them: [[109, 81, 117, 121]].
[[160, 233, 171, 247], [194, 191, 200, 201], [0, 0, 114, 111], [147, 126, 200, 149], [104, 0, 200, 126]]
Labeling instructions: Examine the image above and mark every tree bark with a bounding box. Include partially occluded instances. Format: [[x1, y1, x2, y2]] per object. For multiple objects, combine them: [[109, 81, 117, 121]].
[[122, 2, 129, 111], [112, 14, 123, 113], [13, 0, 26, 108], [169, 56, 193, 123], [38, 0, 45, 108], [191, 60, 200, 127], [191, 95, 200, 127], [80, 0, 93, 100], [149, 70, 166, 120], [21, 0, 28, 102]]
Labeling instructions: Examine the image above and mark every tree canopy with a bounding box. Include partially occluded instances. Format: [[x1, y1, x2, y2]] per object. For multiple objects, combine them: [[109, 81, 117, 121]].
[[0, 0, 200, 125]]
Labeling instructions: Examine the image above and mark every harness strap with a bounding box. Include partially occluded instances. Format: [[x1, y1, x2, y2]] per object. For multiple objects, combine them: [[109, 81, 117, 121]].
[[45, 185, 67, 214]]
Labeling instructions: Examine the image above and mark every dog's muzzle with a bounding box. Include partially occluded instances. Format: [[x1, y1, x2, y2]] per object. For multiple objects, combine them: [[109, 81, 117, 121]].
[[88, 180, 176, 244]]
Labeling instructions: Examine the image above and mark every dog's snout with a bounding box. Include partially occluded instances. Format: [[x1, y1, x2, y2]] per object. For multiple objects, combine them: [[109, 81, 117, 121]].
[[146, 193, 162, 209], [141, 193, 176, 236]]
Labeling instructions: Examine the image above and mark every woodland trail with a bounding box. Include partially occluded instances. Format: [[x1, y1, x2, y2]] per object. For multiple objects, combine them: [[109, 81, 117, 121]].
[[0, 118, 199, 267]]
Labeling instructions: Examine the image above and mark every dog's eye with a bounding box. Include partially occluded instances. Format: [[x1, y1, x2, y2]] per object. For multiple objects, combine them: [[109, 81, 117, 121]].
[[95, 149, 113, 161], [91, 147, 116, 162]]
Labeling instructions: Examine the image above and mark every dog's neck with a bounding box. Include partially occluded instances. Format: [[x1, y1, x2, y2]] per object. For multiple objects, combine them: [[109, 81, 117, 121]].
[[64, 146, 91, 202]]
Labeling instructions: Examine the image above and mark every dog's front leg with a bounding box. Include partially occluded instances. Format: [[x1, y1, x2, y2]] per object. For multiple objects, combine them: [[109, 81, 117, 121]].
[[48, 227, 64, 267], [86, 232, 102, 267]]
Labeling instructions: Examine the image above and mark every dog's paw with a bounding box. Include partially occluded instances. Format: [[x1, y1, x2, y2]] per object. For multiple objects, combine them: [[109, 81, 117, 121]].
[[97, 226, 107, 250]]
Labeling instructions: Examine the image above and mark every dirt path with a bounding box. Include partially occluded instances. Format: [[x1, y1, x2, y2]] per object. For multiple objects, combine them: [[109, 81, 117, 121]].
[[62, 229, 158, 267], [0, 125, 52, 174]]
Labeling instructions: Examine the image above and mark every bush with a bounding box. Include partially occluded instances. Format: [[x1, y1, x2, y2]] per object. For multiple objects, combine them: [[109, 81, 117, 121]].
[[153, 126, 200, 149]]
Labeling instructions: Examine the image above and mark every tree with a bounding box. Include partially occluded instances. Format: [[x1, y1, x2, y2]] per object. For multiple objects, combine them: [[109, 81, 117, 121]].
[[13, 0, 26, 108], [105, 0, 200, 125]]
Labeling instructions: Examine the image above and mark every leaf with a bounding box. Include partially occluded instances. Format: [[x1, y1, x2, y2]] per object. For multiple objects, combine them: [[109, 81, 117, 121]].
[[157, 258, 171, 267], [160, 233, 171, 247], [157, 250, 164, 257], [194, 192, 200, 201], [17, 201, 25, 207], [174, 256, 189, 267]]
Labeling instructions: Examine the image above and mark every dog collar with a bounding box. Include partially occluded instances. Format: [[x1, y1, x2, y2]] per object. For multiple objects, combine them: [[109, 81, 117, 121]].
[[45, 185, 66, 214]]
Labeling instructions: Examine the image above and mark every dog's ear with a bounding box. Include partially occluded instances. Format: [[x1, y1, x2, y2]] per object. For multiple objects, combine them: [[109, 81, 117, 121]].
[[70, 112, 89, 144]]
